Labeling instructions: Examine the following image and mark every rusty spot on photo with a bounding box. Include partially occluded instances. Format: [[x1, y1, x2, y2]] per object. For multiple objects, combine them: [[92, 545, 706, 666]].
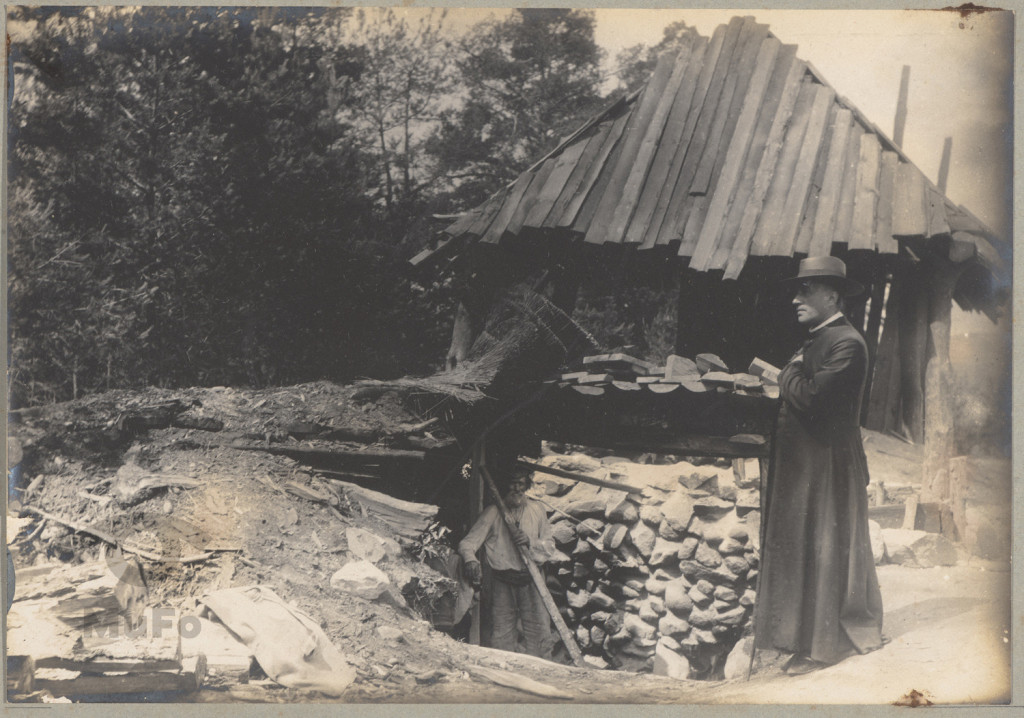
[[894, 689, 934, 707]]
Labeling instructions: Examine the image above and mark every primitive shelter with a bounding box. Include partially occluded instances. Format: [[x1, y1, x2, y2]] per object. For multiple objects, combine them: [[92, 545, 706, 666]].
[[412, 16, 1009, 503]]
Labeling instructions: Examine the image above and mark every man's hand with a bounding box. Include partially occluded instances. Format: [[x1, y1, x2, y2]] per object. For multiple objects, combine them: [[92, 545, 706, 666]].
[[510, 527, 530, 548], [464, 560, 482, 586]]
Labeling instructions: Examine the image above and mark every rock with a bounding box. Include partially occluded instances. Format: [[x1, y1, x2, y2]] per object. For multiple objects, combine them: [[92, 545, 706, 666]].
[[717, 606, 748, 627], [330, 561, 391, 599], [711, 565, 740, 584], [592, 557, 609, 573], [700, 523, 726, 546], [551, 520, 576, 545], [583, 654, 609, 670], [620, 583, 641, 599], [739, 589, 756, 607], [658, 611, 691, 637], [660, 492, 696, 535], [723, 555, 750, 576], [576, 624, 592, 649], [678, 560, 717, 583], [645, 575, 670, 596], [639, 504, 664, 526], [638, 599, 661, 624], [713, 585, 738, 602], [346, 526, 400, 562], [693, 628, 718, 645], [664, 579, 694, 614], [677, 466, 719, 493], [881, 529, 958, 567], [590, 623, 607, 646], [651, 537, 686, 566], [678, 536, 700, 560], [693, 495, 734, 518], [688, 606, 717, 629], [606, 498, 639, 524], [653, 641, 691, 680], [649, 594, 666, 615], [567, 590, 590, 609], [728, 525, 750, 543], [695, 542, 723, 568], [377, 625, 405, 642], [629, 521, 657, 558], [625, 613, 657, 642], [589, 589, 616, 611], [579, 517, 605, 537], [869, 519, 887, 565], [548, 548, 571, 564], [718, 537, 746, 555], [687, 585, 712, 607], [602, 524, 629, 551], [723, 636, 777, 679], [735, 489, 760, 511]]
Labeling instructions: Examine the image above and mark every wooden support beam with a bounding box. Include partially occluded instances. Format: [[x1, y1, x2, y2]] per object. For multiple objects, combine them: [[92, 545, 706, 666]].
[[896, 259, 928, 443], [517, 459, 643, 495]]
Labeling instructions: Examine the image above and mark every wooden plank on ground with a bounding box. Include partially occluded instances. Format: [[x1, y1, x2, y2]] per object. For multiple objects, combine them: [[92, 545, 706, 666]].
[[891, 162, 928, 237], [583, 49, 680, 244], [606, 40, 698, 246], [793, 103, 838, 255], [711, 43, 799, 269], [722, 57, 806, 278], [831, 121, 866, 246], [629, 37, 709, 247], [653, 18, 745, 246], [875, 150, 900, 253], [748, 79, 817, 256], [690, 35, 781, 270], [849, 132, 883, 250], [523, 139, 591, 228], [769, 82, 835, 257], [807, 108, 854, 256]]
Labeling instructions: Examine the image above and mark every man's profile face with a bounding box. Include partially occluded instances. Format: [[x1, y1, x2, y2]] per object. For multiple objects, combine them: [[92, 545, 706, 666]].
[[504, 476, 530, 507], [792, 280, 837, 326]]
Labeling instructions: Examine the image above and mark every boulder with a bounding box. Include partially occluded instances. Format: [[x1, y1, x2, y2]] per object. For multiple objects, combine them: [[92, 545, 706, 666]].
[[567, 498, 608, 517], [345, 527, 402, 563], [693, 495, 734, 518], [576, 624, 592, 650], [551, 520, 576, 546], [620, 583, 641, 599], [638, 599, 661, 625], [688, 606, 717, 629], [629, 521, 657, 558], [602, 524, 629, 551], [583, 654, 609, 670], [718, 537, 746, 556], [330, 561, 391, 600], [713, 585, 738, 602], [717, 606, 748, 627], [678, 537, 700, 560], [723, 555, 750, 576], [590, 623, 607, 646], [664, 580, 694, 614], [677, 467, 719, 493], [739, 589, 756, 607], [624, 613, 658, 642], [687, 585, 712, 607], [658, 612, 691, 638], [694, 542, 723, 568], [589, 589, 617, 611], [606, 497, 639, 524], [567, 590, 590, 609], [881, 529, 958, 568], [723, 636, 782, 679], [653, 642, 691, 680], [651, 537, 686, 566], [660, 492, 696, 535], [639, 504, 664, 526]]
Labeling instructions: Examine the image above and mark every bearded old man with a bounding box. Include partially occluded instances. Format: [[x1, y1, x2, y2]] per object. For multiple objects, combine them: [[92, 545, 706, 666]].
[[755, 256, 885, 675]]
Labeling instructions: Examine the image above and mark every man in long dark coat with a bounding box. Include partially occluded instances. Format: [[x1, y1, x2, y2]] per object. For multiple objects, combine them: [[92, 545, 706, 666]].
[[755, 256, 885, 675]]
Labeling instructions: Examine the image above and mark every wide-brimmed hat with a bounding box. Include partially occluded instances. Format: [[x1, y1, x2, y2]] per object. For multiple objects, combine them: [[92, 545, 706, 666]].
[[781, 256, 864, 297]]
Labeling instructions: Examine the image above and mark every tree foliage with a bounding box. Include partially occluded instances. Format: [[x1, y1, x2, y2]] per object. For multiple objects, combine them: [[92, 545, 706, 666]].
[[427, 9, 605, 208]]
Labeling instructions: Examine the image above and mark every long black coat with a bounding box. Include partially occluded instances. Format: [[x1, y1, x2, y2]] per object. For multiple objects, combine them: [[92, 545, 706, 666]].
[[755, 316, 884, 664]]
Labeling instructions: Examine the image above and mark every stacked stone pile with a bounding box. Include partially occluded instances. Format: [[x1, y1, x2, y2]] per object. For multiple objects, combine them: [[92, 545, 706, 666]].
[[532, 452, 763, 678]]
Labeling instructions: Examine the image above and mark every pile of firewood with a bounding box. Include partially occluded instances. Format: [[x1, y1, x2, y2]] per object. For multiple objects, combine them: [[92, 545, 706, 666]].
[[533, 452, 762, 678]]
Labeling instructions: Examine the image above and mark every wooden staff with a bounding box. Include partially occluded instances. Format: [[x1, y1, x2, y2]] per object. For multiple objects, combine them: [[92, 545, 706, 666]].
[[479, 464, 585, 667]]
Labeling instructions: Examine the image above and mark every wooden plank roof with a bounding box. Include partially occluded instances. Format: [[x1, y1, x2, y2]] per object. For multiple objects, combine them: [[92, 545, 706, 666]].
[[429, 16, 1006, 287]]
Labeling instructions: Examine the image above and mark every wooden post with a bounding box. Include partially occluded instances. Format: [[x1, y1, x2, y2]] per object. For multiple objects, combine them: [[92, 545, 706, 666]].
[[865, 270, 902, 433], [893, 65, 910, 149], [897, 258, 928, 443], [920, 254, 968, 501]]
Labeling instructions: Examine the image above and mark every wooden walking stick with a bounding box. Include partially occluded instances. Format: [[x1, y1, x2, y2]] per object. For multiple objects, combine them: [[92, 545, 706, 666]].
[[479, 463, 585, 667]]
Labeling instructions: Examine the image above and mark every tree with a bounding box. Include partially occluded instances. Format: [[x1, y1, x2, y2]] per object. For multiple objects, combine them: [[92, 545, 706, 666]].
[[427, 9, 606, 208], [614, 20, 696, 94]]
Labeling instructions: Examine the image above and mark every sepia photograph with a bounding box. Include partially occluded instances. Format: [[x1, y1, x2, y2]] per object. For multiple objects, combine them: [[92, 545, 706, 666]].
[[3, 4, 1015, 709]]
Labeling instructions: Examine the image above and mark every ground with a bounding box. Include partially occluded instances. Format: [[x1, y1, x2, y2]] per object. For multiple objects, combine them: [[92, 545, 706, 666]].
[[6, 383, 1013, 705]]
